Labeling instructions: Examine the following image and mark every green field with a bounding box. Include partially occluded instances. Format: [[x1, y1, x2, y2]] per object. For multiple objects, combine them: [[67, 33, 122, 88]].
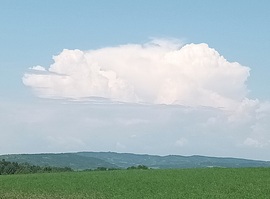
[[0, 168, 270, 199]]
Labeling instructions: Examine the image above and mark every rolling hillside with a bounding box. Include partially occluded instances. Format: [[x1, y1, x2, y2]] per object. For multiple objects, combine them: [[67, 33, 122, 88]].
[[0, 153, 117, 170], [1, 152, 270, 170]]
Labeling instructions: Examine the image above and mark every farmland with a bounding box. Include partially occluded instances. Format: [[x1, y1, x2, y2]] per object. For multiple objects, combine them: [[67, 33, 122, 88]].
[[1, 168, 270, 198]]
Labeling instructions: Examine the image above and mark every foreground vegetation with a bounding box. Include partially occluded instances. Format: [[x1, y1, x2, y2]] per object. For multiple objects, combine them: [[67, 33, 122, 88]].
[[0, 168, 270, 198]]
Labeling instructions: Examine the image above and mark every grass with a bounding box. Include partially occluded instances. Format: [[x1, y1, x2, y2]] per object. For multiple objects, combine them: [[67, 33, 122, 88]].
[[0, 168, 270, 198]]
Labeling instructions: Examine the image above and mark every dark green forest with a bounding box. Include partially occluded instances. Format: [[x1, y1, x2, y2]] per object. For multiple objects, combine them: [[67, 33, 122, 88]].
[[0, 159, 150, 175], [0, 159, 72, 175]]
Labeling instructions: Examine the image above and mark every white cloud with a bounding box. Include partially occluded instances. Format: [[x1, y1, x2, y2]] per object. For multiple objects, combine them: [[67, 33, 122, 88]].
[[175, 138, 188, 147], [115, 118, 149, 126], [46, 136, 87, 151], [23, 40, 250, 110], [116, 142, 126, 150], [30, 65, 46, 71], [243, 138, 264, 148], [228, 98, 259, 123]]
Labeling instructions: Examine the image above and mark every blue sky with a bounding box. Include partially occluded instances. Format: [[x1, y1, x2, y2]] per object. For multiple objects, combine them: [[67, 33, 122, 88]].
[[1, 1, 270, 160]]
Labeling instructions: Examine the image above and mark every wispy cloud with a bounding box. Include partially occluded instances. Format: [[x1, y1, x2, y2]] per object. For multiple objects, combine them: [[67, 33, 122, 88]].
[[1, 98, 270, 159]]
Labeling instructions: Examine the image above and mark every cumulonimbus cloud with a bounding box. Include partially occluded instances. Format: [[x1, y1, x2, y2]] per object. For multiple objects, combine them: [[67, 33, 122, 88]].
[[23, 39, 250, 110]]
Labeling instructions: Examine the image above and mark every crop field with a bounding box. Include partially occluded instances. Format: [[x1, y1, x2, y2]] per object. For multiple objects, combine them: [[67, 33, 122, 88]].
[[0, 168, 270, 199]]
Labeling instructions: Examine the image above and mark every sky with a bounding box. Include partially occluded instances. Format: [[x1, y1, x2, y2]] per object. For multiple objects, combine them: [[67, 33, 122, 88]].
[[1, 0, 270, 160]]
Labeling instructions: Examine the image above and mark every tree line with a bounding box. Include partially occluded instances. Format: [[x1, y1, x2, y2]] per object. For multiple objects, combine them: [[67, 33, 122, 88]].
[[0, 159, 73, 175], [0, 159, 150, 175]]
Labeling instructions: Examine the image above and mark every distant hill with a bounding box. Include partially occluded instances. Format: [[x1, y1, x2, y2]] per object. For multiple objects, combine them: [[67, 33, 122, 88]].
[[1, 152, 270, 170], [0, 153, 117, 170]]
